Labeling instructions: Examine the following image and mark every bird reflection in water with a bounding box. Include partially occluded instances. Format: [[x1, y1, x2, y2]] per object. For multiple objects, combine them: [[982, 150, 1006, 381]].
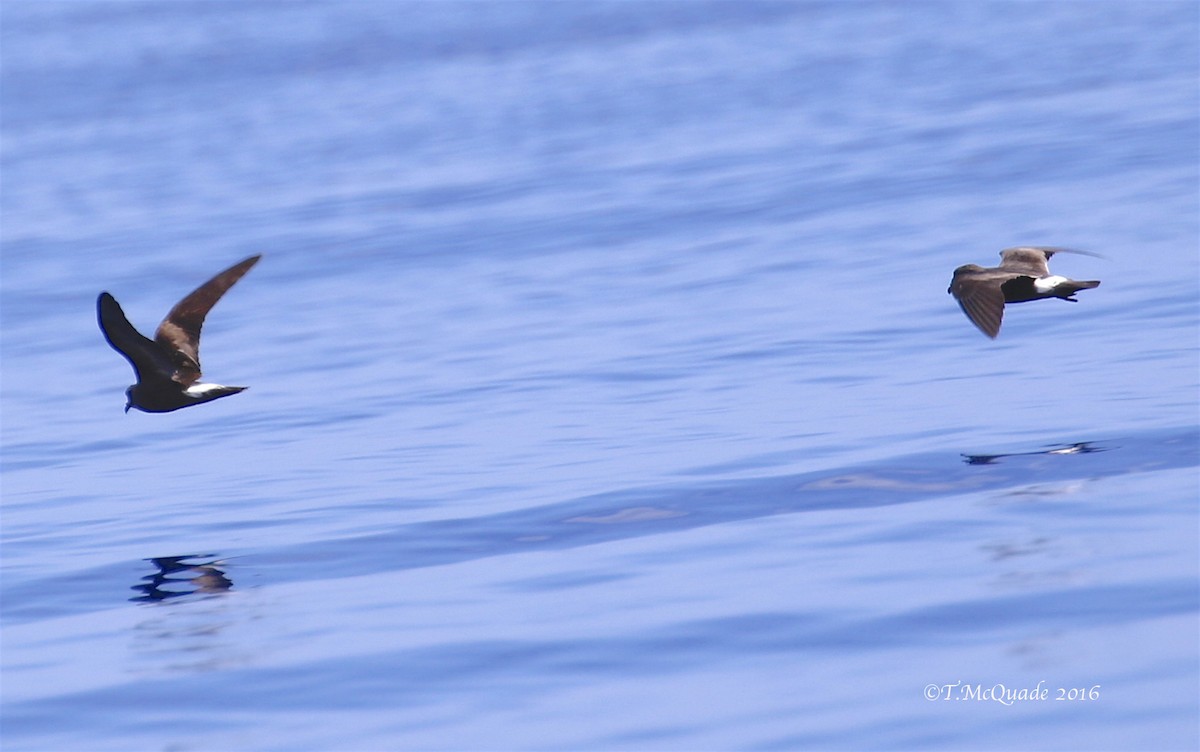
[[961, 442, 1108, 466], [130, 555, 233, 603]]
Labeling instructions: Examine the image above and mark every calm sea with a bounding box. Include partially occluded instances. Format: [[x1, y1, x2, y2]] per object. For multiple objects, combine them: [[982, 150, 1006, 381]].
[[2, 2, 1197, 750]]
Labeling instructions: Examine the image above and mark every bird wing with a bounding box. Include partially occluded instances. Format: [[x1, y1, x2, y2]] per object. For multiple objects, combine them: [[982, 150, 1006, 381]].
[[950, 273, 1006, 339], [997, 247, 1054, 276], [97, 293, 177, 384], [998, 246, 1104, 276], [154, 255, 261, 386]]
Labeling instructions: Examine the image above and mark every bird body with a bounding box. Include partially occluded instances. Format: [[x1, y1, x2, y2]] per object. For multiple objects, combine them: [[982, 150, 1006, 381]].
[[948, 247, 1100, 338], [97, 255, 261, 413]]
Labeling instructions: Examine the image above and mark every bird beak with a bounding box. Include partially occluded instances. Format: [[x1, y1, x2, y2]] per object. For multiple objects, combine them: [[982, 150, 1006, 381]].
[[124, 404, 131, 414]]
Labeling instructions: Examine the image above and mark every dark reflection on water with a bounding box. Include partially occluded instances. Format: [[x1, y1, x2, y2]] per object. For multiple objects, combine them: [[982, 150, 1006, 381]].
[[255, 428, 1197, 583], [961, 441, 1110, 465], [130, 555, 233, 603]]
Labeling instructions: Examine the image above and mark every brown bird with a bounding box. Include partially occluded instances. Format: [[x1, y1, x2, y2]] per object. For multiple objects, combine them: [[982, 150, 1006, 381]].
[[97, 255, 261, 413], [948, 247, 1100, 338]]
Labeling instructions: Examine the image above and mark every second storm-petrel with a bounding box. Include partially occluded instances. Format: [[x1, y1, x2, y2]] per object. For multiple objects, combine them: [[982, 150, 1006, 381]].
[[948, 247, 1101, 339], [97, 255, 261, 413]]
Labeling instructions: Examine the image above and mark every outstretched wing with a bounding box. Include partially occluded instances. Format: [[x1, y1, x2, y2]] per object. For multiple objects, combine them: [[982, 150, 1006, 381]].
[[950, 273, 1006, 339], [154, 255, 261, 386], [997, 247, 1054, 277], [97, 293, 176, 384], [998, 246, 1104, 277]]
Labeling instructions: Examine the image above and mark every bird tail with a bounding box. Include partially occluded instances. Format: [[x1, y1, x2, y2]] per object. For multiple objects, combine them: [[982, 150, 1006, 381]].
[[1060, 280, 1100, 301], [183, 383, 248, 400]]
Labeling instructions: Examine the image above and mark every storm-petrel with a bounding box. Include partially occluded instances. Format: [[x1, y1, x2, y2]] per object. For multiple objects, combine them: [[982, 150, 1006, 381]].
[[948, 247, 1100, 339], [97, 255, 261, 413]]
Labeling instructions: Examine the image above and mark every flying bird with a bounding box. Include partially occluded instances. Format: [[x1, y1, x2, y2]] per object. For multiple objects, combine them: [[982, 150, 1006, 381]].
[[948, 247, 1100, 338], [97, 255, 261, 413]]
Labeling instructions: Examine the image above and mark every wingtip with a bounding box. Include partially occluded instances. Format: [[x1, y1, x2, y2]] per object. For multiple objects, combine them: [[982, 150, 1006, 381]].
[[1005, 246, 1108, 261], [1052, 247, 1108, 261], [972, 321, 1000, 339], [97, 292, 117, 319]]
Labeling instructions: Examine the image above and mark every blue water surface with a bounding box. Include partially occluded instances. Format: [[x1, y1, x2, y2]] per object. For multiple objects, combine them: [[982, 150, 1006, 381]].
[[2, 2, 1198, 750]]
